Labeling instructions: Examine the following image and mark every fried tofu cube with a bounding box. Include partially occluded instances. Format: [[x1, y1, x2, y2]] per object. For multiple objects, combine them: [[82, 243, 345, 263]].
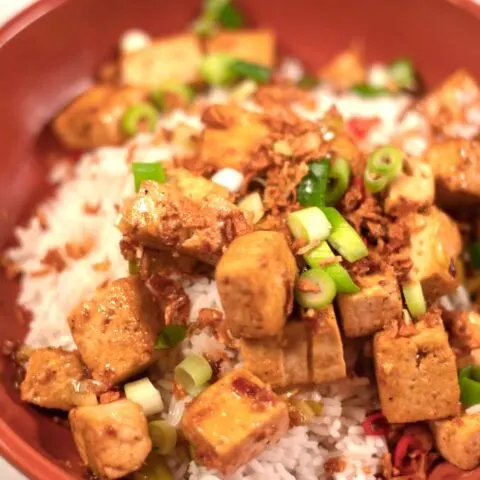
[[408, 207, 462, 302], [424, 139, 480, 206], [53, 85, 145, 150], [337, 269, 403, 338], [305, 305, 347, 384], [384, 159, 434, 215], [318, 47, 366, 90], [182, 368, 289, 475], [444, 310, 480, 352], [216, 231, 297, 338], [374, 317, 460, 423], [69, 399, 151, 479], [430, 413, 480, 470], [20, 348, 89, 411], [167, 167, 229, 201], [206, 29, 276, 67], [121, 34, 202, 89], [68, 276, 162, 387]]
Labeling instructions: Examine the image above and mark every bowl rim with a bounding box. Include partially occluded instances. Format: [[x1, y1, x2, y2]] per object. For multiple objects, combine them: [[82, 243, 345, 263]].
[[1, 0, 480, 479]]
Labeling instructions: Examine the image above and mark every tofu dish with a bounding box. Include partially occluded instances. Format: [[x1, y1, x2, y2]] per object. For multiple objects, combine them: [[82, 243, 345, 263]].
[[4, 1, 480, 479]]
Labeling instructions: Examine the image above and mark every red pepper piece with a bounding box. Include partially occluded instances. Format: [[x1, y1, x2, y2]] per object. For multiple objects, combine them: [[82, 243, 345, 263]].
[[362, 410, 390, 436], [394, 433, 425, 474], [346, 116, 381, 141]]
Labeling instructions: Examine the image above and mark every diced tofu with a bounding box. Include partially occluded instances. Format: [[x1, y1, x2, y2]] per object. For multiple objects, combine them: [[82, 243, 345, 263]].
[[121, 34, 202, 89], [444, 310, 480, 352], [305, 305, 347, 384], [68, 276, 162, 387], [69, 399, 151, 479], [318, 47, 366, 90], [337, 269, 403, 338], [216, 231, 297, 338], [206, 29, 276, 67], [384, 159, 435, 215], [20, 348, 90, 411], [282, 322, 309, 386], [53, 85, 145, 149], [374, 316, 460, 423], [430, 413, 480, 470], [408, 207, 462, 302], [119, 180, 252, 265], [424, 139, 480, 206], [182, 368, 289, 475]]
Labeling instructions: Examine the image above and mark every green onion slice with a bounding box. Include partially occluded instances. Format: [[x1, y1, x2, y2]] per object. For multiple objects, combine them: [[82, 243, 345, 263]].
[[402, 282, 427, 319], [230, 60, 272, 84], [350, 83, 390, 97], [201, 53, 237, 86], [459, 365, 480, 406], [321, 207, 369, 263], [121, 102, 158, 137], [132, 162, 166, 192], [469, 242, 480, 270], [129, 260, 140, 275], [124, 377, 164, 417], [304, 242, 360, 294], [148, 420, 177, 455], [364, 170, 389, 194], [297, 159, 330, 208], [388, 58, 416, 90], [151, 84, 194, 111], [367, 145, 404, 181], [175, 354, 212, 395], [218, 1, 244, 28], [133, 453, 173, 480], [297, 74, 318, 89], [193, 0, 243, 35], [325, 157, 351, 206], [287, 207, 332, 244], [295, 268, 337, 309], [155, 325, 187, 350]]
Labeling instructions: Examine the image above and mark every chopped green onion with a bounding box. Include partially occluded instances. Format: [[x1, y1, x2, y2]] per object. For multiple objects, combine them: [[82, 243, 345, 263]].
[[129, 260, 140, 275], [287, 207, 332, 244], [175, 354, 212, 395], [320, 207, 368, 263], [297, 159, 330, 208], [295, 268, 337, 309], [304, 242, 360, 294], [193, 0, 243, 35], [388, 58, 416, 90], [308, 159, 329, 178], [230, 60, 272, 84], [121, 102, 158, 137], [218, 2, 244, 28], [325, 157, 350, 206], [148, 420, 177, 455], [402, 282, 427, 319], [151, 84, 194, 110], [364, 170, 389, 193], [350, 83, 390, 97], [469, 242, 480, 270], [367, 146, 404, 181], [459, 365, 480, 406], [134, 453, 173, 480], [155, 325, 187, 350], [297, 74, 318, 89], [132, 162, 166, 192], [201, 53, 237, 85], [124, 377, 164, 417]]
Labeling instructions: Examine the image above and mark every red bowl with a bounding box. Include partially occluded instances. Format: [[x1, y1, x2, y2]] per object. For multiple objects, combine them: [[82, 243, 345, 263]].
[[1, 0, 480, 479]]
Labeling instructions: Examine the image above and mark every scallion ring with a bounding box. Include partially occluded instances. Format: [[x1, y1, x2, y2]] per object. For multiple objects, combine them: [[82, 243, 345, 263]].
[[297, 159, 330, 208], [364, 170, 389, 194], [295, 268, 337, 309], [350, 83, 390, 97], [151, 84, 194, 111], [155, 325, 187, 350], [218, 1, 244, 28], [402, 282, 426, 319], [367, 145, 404, 181], [124, 378, 164, 417], [175, 354, 212, 395], [129, 260, 140, 275], [287, 207, 332, 244], [121, 102, 158, 137], [325, 157, 351, 206], [148, 420, 177, 455], [201, 53, 237, 86], [388, 58, 416, 90], [132, 162, 166, 192], [230, 60, 272, 84], [459, 365, 480, 406]]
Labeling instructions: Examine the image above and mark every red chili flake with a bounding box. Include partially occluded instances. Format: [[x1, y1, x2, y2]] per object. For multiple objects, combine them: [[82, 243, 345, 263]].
[[393, 433, 425, 474], [362, 410, 390, 436], [346, 116, 381, 141]]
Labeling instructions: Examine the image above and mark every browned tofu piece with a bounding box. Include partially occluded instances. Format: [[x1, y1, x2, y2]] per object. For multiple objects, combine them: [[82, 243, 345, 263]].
[[206, 29, 276, 67], [374, 316, 460, 423], [424, 139, 480, 206], [216, 231, 297, 338], [69, 399, 151, 479], [20, 348, 91, 411], [337, 269, 403, 338], [305, 306, 347, 384], [119, 180, 252, 265], [318, 47, 366, 90], [68, 276, 162, 387], [430, 413, 480, 470], [384, 158, 434, 215], [53, 85, 145, 150], [200, 105, 270, 172], [167, 167, 229, 201], [444, 310, 480, 352], [408, 207, 462, 302], [182, 368, 289, 475], [121, 34, 202, 89]]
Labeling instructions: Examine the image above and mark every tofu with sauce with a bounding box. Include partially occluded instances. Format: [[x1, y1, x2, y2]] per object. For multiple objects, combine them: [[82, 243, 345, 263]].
[[336, 268, 403, 338], [68, 276, 162, 388], [216, 231, 297, 338], [430, 413, 480, 470], [182, 368, 289, 475], [53, 85, 146, 150], [206, 29, 276, 67], [318, 47, 366, 90], [20, 348, 93, 411], [69, 399, 151, 479], [374, 315, 460, 423], [119, 180, 252, 265], [424, 139, 480, 206], [408, 207, 462, 302], [121, 34, 203, 89]]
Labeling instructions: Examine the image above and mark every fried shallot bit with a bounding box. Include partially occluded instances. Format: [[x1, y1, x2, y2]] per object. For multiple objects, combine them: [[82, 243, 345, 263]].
[[99, 390, 121, 404], [323, 457, 347, 475], [83, 202, 100, 215], [41, 248, 66, 272], [36, 209, 48, 230], [65, 238, 94, 260], [92, 259, 111, 272], [119, 237, 139, 262], [254, 83, 315, 110], [197, 308, 224, 329], [297, 278, 321, 293]]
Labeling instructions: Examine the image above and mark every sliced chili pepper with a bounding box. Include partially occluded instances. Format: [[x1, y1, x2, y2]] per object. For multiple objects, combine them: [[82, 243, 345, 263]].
[[346, 116, 381, 141], [393, 433, 425, 474], [362, 410, 390, 436]]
